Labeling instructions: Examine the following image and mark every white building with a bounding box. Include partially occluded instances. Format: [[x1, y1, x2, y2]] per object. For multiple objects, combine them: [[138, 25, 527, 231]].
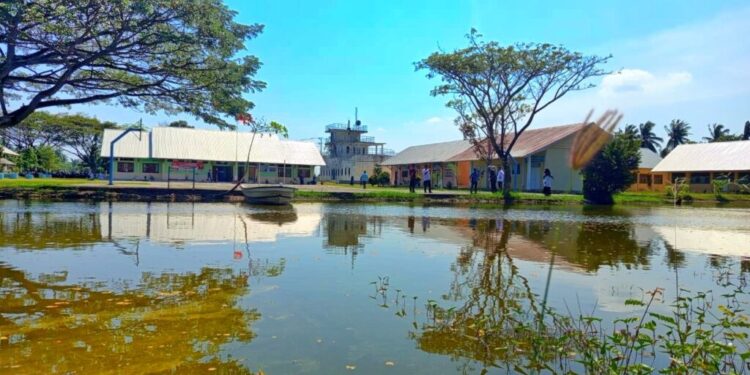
[[101, 127, 325, 183]]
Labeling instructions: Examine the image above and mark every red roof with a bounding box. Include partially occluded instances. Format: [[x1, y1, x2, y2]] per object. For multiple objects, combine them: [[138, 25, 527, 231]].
[[447, 123, 584, 161]]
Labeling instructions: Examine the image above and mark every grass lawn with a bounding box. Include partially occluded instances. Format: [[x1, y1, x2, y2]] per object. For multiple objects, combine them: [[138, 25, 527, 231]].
[[0, 178, 106, 188]]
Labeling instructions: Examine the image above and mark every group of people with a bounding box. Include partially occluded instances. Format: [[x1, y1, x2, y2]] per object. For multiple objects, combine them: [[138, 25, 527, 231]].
[[470, 167, 554, 196], [469, 167, 507, 194], [358, 165, 555, 195], [407, 165, 433, 193]]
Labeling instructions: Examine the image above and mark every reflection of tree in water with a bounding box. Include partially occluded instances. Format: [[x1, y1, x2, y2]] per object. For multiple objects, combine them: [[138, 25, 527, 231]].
[[394, 217, 660, 372], [0, 262, 281, 373], [411, 220, 567, 373], [0, 210, 102, 249]]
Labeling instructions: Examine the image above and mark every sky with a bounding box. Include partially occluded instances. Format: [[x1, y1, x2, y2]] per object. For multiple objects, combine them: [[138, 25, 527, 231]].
[[70, 0, 750, 152]]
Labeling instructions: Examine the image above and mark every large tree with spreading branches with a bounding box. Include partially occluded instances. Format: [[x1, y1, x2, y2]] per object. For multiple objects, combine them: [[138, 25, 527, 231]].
[[416, 30, 610, 197], [0, 0, 264, 129]]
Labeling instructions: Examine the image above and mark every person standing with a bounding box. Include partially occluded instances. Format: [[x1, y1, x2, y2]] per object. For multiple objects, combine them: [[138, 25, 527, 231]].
[[298, 170, 304, 185], [360, 170, 368, 189], [489, 168, 497, 192], [469, 168, 479, 194], [408, 165, 417, 193], [422, 166, 432, 193], [497, 167, 505, 193], [542, 168, 553, 196]]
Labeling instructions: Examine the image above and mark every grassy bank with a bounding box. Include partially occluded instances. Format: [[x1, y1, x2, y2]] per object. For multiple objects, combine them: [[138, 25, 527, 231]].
[[1, 178, 749, 205]]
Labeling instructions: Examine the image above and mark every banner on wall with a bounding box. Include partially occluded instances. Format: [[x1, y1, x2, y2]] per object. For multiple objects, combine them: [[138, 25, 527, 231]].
[[171, 161, 204, 169]]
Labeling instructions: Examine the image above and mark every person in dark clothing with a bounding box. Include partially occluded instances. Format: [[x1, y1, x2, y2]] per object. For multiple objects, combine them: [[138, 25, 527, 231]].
[[408, 165, 417, 193], [489, 168, 497, 192], [469, 168, 480, 194], [298, 171, 304, 185]]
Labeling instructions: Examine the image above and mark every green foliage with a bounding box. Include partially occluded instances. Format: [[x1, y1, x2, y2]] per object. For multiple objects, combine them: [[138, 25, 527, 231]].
[[743, 121, 750, 141], [703, 123, 738, 142], [416, 29, 609, 195], [2, 111, 118, 173], [637, 121, 662, 153], [368, 166, 391, 186], [168, 120, 193, 128], [582, 132, 641, 204], [1, 0, 264, 128], [268, 121, 288, 138], [662, 119, 691, 157], [17, 145, 63, 172]]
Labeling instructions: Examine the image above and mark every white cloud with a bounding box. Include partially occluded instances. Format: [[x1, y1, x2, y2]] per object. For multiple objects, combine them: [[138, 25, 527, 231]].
[[425, 116, 446, 124], [534, 4, 750, 139], [599, 69, 692, 97]]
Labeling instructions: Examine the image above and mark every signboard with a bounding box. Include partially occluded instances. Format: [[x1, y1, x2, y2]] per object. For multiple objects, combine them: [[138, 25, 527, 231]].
[[171, 161, 204, 169]]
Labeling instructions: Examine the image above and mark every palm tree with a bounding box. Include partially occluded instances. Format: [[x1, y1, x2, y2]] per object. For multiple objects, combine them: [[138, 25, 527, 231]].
[[703, 123, 730, 142], [638, 121, 663, 153], [662, 119, 691, 157], [743, 121, 750, 141], [621, 124, 639, 139]]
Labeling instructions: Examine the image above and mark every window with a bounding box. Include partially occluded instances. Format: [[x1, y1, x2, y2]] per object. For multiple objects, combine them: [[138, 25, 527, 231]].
[[346, 146, 350, 154], [117, 161, 134, 173], [671, 173, 686, 183], [401, 170, 409, 178], [298, 167, 311, 178], [277, 164, 292, 177], [690, 172, 710, 184], [261, 164, 276, 173], [653, 175, 663, 185], [639, 174, 650, 184], [142, 163, 160, 173], [738, 173, 750, 184]]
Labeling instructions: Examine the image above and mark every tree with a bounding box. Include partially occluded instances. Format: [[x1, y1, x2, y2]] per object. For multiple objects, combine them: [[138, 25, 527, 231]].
[[0, 111, 70, 150], [416, 30, 609, 198], [703, 123, 731, 142], [638, 121, 662, 153], [581, 132, 640, 204], [0, 0, 265, 129], [743, 121, 750, 141], [16, 144, 62, 172], [64, 114, 118, 173], [622, 124, 639, 140], [661, 119, 691, 157], [168, 120, 193, 128]]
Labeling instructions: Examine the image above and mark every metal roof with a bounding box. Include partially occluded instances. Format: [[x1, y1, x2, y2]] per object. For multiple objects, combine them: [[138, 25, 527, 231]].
[[101, 127, 326, 166], [380, 139, 472, 166], [447, 123, 584, 161], [639, 148, 662, 169], [651, 141, 750, 172], [1, 146, 18, 157]]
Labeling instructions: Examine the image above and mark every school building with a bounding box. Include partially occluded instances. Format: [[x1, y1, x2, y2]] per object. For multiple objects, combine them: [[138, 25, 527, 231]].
[[651, 140, 750, 193], [627, 148, 666, 192], [101, 127, 325, 183], [382, 123, 587, 192]]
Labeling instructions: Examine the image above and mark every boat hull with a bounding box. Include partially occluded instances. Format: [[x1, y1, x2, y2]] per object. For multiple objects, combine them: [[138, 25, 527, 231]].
[[241, 185, 297, 205]]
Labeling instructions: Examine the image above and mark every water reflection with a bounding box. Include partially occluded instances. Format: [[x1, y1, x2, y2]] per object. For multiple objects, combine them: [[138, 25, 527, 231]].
[[1, 202, 749, 374], [0, 263, 265, 373]]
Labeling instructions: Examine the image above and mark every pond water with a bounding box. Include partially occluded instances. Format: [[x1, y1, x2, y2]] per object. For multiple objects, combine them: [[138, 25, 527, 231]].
[[1, 200, 749, 374]]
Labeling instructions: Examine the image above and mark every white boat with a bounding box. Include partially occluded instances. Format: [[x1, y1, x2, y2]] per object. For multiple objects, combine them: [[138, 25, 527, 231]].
[[241, 185, 297, 205]]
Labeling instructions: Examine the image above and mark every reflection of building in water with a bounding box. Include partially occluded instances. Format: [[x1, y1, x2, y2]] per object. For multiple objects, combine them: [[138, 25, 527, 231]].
[[98, 202, 322, 244], [322, 214, 384, 266], [650, 226, 750, 258]]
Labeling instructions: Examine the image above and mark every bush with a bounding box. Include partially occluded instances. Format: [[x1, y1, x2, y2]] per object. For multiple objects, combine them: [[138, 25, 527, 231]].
[[582, 133, 640, 204]]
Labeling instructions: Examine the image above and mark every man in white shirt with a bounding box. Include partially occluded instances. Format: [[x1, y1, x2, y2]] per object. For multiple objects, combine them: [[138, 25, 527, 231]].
[[422, 166, 432, 193], [497, 167, 505, 193]]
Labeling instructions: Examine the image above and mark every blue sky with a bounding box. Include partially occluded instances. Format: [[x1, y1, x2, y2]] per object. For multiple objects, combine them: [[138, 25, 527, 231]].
[[73, 0, 750, 151]]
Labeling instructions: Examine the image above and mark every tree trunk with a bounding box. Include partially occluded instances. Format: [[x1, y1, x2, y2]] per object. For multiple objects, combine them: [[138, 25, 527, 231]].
[[502, 157, 513, 202]]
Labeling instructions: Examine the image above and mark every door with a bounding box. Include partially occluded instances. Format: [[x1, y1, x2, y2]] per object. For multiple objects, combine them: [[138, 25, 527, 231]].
[[212, 165, 233, 182], [529, 167, 541, 190]]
